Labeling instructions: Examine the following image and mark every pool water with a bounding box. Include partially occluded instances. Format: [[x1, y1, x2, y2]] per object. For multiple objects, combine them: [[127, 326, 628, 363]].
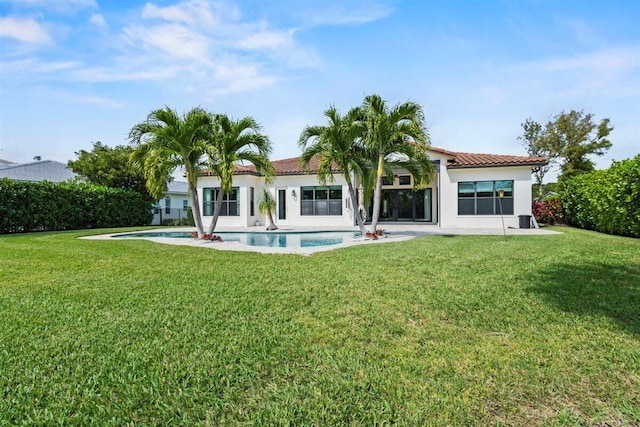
[[112, 231, 361, 248]]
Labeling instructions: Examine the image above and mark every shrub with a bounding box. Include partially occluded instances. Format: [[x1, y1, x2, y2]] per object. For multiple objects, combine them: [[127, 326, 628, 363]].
[[560, 155, 640, 237], [532, 197, 564, 225], [0, 179, 153, 233]]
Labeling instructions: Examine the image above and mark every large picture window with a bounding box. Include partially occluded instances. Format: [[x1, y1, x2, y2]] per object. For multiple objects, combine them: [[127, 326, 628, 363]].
[[458, 181, 513, 215], [203, 187, 239, 216], [301, 186, 342, 216]]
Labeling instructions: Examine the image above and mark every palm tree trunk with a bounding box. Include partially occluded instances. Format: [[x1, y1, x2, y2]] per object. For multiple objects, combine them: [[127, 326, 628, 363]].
[[345, 177, 366, 235], [187, 179, 204, 238], [370, 154, 385, 233], [266, 212, 277, 230], [206, 189, 225, 235]]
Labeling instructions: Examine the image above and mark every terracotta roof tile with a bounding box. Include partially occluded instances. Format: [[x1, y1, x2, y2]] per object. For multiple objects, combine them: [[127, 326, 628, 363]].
[[201, 155, 339, 177], [200, 147, 547, 177], [270, 155, 341, 175], [443, 151, 548, 168]]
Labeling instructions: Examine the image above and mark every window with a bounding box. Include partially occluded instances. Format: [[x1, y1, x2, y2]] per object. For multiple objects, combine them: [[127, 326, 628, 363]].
[[382, 176, 393, 186], [165, 197, 171, 214], [183, 199, 188, 211], [398, 175, 411, 185], [203, 187, 239, 216], [458, 181, 513, 215], [250, 187, 255, 216], [154, 201, 160, 214], [301, 186, 342, 216]]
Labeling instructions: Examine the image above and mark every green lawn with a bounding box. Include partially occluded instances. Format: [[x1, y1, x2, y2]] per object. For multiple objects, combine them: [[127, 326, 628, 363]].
[[1, 227, 638, 426]]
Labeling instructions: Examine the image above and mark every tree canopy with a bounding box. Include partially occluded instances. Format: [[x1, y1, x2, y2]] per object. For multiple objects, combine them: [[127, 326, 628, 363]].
[[129, 107, 213, 237], [520, 110, 613, 185], [360, 94, 433, 232], [299, 105, 368, 234], [204, 114, 274, 235], [68, 141, 152, 200]]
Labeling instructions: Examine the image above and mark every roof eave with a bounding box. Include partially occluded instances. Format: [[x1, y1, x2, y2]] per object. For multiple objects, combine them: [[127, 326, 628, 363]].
[[447, 161, 549, 169]]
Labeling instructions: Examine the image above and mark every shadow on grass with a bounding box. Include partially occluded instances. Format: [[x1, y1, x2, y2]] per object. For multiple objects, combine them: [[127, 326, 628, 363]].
[[526, 262, 640, 336]]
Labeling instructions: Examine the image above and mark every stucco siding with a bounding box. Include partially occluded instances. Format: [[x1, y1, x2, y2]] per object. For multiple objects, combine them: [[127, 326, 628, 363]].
[[440, 166, 533, 228]]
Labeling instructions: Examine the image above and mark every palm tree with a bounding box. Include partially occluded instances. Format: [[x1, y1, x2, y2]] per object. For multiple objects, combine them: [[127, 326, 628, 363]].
[[298, 105, 368, 234], [361, 94, 433, 232], [258, 189, 278, 230], [129, 106, 212, 238], [205, 114, 274, 235]]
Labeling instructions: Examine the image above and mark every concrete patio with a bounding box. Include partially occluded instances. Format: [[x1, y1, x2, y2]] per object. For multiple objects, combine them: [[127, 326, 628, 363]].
[[85, 224, 561, 256]]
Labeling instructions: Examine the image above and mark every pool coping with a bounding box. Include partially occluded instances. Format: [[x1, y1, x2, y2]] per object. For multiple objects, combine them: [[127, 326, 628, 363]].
[[82, 225, 560, 256]]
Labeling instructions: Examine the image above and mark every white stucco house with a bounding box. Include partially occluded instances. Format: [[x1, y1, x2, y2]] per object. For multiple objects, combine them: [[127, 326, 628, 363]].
[[196, 146, 547, 229], [152, 181, 190, 225]]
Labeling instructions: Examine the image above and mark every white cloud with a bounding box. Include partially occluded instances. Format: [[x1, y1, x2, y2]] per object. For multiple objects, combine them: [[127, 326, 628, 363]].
[[306, 2, 394, 26], [0, 0, 362, 96], [533, 46, 640, 74], [123, 23, 210, 60], [90, 13, 107, 29], [0, 58, 79, 75], [509, 45, 640, 98], [141, 0, 221, 28], [70, 63, 183, 82], [235, 29, 295, 50], [0, 17, 52, 44]]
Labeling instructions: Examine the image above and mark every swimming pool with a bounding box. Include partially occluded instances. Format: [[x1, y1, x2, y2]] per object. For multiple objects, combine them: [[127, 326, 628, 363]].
[[112, 231, 362, 248]]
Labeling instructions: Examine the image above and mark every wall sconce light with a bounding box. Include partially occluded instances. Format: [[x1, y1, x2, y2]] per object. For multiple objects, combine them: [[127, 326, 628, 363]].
[[291, 189, 296, 198]]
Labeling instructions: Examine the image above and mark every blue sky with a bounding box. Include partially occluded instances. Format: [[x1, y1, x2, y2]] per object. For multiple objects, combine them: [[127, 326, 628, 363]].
[[1, 0, 638, 181]]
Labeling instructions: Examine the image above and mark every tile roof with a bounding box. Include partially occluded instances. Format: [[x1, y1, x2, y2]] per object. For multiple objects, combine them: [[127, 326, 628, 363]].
[[200, 147, 548, 177], [201, 156, 340, 177], [167, 181, 188, 194], [436, 150, 548, 169], [0, 160, 78, 182]]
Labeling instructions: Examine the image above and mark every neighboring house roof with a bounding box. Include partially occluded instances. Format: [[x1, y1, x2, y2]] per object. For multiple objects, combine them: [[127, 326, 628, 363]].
[[0, 160, 78, 182], [0, 159, 18, 169], [200, 146, 548, 177], [166, 181, 188, 194]]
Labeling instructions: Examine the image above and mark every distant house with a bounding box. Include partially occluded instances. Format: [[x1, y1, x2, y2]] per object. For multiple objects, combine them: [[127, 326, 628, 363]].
[[0, 160, 77, 183], [0, 159, 18, 168], [196, 146, 547, 229], [152, 181, 190, 225]]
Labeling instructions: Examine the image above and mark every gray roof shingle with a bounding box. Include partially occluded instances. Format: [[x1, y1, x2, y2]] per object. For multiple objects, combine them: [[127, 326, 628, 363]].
[[0, 160, 78, 183]]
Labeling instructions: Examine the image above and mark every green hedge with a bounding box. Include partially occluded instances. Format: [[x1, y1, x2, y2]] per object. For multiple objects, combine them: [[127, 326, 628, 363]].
[[560, 155, 640, 237], [0, 179, 153, 233]]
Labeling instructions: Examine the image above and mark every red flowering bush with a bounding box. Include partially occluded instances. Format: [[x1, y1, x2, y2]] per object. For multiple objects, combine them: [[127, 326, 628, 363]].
[[202, 234, 223, 242], [532, 198, 564, 225]]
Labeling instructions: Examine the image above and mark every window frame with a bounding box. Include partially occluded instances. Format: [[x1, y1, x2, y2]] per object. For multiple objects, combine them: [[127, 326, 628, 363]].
[[300, 185, 343, 216], [203, 187, 240, 217], [457, 180, 514, 215]]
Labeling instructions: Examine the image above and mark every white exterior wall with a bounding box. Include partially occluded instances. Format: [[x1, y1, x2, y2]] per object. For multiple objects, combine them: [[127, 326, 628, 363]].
[[152, 191, 190, 225], [439, 166, 533, 228], [272, 174, 355, 228], [198, 175, 263, 228], [195, 155, 536, 229], [197, 173, 356, 229]]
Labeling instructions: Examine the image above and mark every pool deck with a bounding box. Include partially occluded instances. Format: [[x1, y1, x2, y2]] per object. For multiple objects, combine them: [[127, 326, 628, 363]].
[[84, 224, 561, 256]]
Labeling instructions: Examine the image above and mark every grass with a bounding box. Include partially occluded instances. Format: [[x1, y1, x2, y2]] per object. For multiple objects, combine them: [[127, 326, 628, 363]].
[[0, 227, 638, 426]]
